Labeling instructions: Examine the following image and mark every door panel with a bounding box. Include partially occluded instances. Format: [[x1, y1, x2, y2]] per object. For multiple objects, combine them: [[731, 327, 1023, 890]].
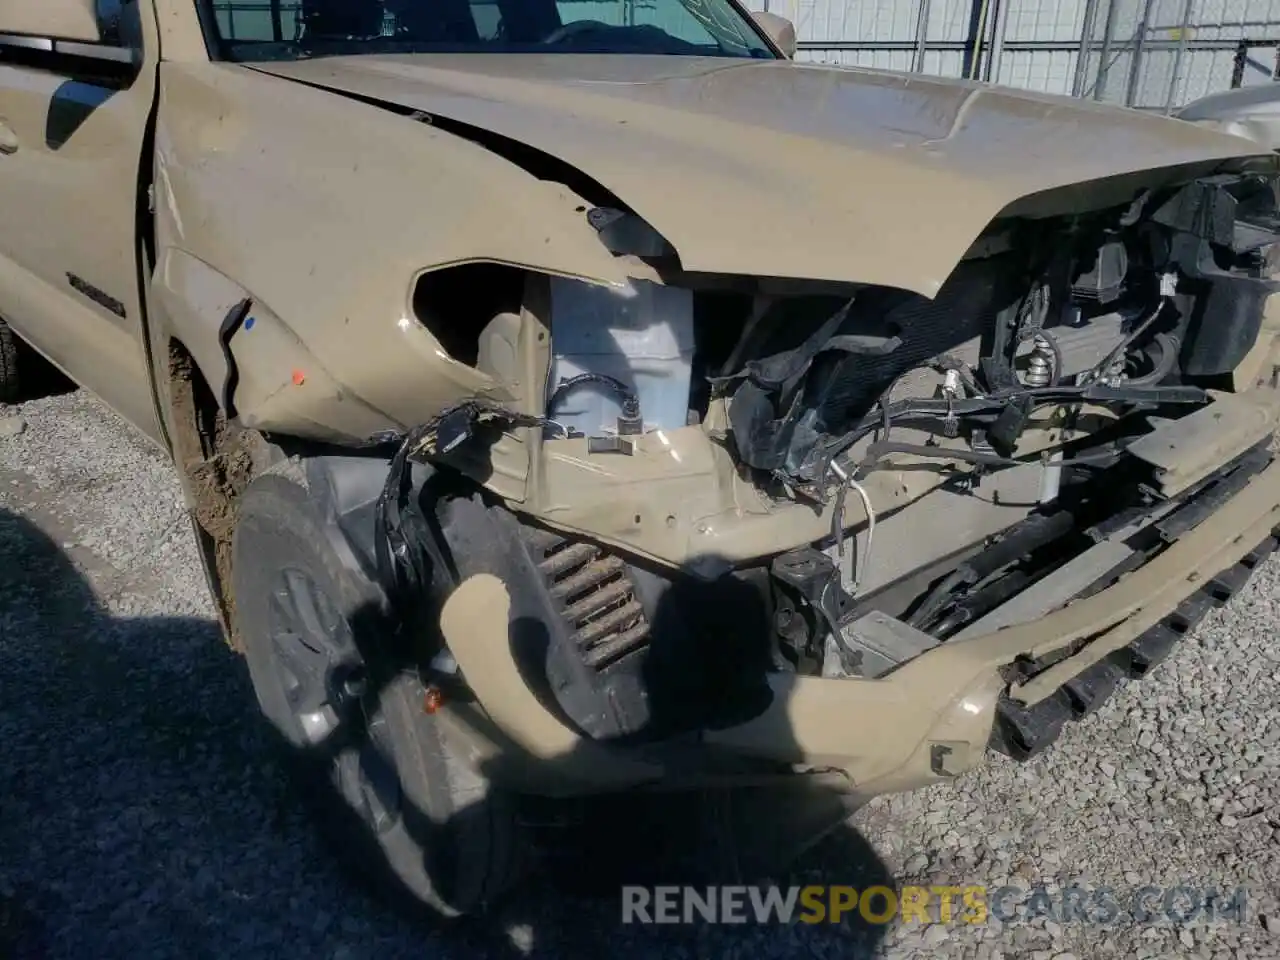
[[0, 21, 160, 441]]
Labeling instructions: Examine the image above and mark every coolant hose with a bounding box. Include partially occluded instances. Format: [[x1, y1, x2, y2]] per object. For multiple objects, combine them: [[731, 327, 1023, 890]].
[[1124, 333, 1179, 387]]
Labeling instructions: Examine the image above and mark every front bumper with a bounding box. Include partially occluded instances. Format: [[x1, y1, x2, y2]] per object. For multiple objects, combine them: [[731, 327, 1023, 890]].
[[437, 447, 1280, 800]]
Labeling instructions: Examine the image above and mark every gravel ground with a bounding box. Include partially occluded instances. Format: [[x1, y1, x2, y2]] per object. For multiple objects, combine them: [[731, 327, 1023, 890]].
[[2, 388, 1279, 959]]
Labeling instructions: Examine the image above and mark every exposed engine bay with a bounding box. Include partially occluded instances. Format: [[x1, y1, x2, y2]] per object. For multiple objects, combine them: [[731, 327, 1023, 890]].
[[375, 170, 1280, 759]]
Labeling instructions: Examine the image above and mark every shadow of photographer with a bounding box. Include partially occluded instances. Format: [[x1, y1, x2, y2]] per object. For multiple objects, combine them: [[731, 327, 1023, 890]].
[[0, 503, 897, 958]]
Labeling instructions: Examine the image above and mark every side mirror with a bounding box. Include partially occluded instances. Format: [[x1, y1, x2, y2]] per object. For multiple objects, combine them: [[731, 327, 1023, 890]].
[[752, 11, 796, 59], [0, 0, 101, 42]]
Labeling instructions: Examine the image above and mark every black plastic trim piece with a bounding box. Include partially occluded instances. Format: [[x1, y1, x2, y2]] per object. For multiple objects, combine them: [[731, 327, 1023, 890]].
[[66, 272, 127, 319], [991, 528, 1279, 760], [216, 297, 252, 418]]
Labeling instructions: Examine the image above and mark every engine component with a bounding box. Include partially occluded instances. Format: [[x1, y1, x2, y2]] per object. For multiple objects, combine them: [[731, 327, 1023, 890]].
[[771, 548, 853, 639], [617, 395, 644, 435], [1071, 240, 1128, 304], [1042, 312, 1125, 379], [1039, 449, 1065, 504], [1125, 332, 1180, 386], [1153, 176, 1280, 376], [1088, 275, 1177, 385], [726, 257, 1010, 479], [940, 368, 963, 437], [547, 278, 694, 436], [823, 610, 941, 679], [1022, 335, 1057, 387], [547, 372, 644, 437]]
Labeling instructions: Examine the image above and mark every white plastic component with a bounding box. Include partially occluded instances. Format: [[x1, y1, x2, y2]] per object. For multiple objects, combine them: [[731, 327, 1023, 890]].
[[547, 278, 695, 436], [477, 312, 521, 386]]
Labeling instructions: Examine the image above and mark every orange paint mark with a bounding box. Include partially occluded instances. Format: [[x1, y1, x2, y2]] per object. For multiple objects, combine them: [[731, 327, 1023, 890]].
[[423, 686, 444, 714], [291, 369, 306, 386]]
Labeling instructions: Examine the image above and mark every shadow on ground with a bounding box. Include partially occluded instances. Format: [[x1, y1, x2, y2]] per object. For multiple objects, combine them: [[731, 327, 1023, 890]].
[[0, 505, 895, 959]]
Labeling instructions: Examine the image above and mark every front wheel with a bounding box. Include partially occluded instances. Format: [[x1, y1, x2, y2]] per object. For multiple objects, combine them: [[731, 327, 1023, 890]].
[[231, 467, 521, 916]]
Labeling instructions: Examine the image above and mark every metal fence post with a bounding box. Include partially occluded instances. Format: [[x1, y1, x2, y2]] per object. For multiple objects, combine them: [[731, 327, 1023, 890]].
[[984, 0, 1011, 82], [1231, 39, 1249, 87], [1094, 0, 1121, 100], [1125, 0, 1155, 107], [1163, 0, 1195, 113], [912, 0, 933, 72], [1072, 0, 1103, 96]]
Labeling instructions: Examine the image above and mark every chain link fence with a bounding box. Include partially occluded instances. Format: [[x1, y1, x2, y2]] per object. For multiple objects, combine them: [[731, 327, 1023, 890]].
[[756, 0, 1280, 112]]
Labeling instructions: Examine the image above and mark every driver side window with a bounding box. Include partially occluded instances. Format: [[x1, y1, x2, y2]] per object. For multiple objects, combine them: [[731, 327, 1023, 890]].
[[96, 0, 142, 49]]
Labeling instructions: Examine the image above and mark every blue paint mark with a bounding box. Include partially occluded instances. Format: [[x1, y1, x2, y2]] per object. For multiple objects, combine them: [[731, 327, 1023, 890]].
[[244, 316, 256, 331]]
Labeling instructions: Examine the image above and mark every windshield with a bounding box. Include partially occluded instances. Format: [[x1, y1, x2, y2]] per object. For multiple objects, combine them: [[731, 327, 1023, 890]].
[[203, 0, 777, 61]]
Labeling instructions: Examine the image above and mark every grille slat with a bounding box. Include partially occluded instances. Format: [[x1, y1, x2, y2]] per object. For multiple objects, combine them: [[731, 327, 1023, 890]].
[[549, 556, 626, 601], [562, 578, 633, 623], [530, 530, 651, 673], [575, 599, 645, 649], [582, 620, 650, 669], [539, 541, 597, 578]]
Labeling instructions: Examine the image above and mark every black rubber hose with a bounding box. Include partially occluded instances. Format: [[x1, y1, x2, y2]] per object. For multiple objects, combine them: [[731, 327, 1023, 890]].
[[1124, 333, 1179, 387]]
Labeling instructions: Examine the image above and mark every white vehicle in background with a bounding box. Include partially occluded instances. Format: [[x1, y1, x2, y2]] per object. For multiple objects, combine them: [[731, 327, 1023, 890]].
[[1179, 82, 1280, 150]]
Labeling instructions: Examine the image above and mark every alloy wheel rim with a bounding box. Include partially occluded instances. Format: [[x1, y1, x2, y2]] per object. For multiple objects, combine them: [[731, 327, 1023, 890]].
[[266, 565, 402, 834]]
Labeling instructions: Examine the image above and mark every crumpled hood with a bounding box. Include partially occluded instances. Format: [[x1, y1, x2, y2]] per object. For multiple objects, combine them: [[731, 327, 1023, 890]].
[[252, 54, 1272, 295]]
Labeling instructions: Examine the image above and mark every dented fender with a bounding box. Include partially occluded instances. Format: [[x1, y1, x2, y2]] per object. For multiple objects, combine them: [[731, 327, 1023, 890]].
[[153, 62, 631, 439]]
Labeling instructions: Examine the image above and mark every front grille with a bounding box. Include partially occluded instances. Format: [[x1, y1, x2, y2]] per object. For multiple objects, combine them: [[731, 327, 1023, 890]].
[[526, 530, 650, 672]]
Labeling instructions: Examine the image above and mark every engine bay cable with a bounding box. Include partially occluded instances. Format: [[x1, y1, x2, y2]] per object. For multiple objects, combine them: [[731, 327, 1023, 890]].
[[1086, 277, 1176, 383], [859, 439, 1122, 471], [800, 376, 1205, 488], [1125, 332, 1180, 387], [546, 372, 638, 413]]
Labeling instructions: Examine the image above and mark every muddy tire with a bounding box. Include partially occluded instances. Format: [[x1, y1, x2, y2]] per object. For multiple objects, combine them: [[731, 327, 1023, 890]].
[[231, 471, 522, 917], [0, 317, 20, 403]]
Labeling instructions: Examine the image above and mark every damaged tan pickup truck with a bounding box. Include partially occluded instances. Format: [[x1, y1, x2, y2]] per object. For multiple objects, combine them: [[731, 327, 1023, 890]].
[[5, 0, 1280, 916]]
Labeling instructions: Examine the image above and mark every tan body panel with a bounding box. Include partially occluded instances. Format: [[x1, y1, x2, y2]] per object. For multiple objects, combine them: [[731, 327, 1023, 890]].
[[0, 14, 161, 441], [149, 55, 1279, 568], [151, 62, 637, 444], [440, 428, 1280, 798], [0, 0, 100, 42], [252, 54, 1274, 296], [2, 0, 1276, 809]]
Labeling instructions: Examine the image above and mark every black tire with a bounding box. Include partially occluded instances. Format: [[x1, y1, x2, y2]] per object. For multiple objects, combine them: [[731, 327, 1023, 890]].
[[0, 317, 20, 404], [231, 468, 522, 917]]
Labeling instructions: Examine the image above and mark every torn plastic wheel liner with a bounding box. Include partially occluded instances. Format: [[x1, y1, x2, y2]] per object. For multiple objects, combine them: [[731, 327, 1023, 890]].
[[373, 400, 548, 641]]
